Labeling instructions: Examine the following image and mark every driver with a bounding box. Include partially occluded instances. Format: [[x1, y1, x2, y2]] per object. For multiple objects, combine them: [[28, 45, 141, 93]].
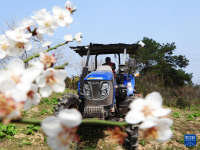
[[102, 57, 116, 73]]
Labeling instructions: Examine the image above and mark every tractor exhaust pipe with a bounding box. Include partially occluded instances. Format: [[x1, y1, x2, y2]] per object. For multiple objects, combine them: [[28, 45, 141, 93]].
[[80, 43, 92, 90]]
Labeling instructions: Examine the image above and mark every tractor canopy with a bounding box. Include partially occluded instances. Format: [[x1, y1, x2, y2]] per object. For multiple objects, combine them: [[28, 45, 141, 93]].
[[70, 43, 141, 56]]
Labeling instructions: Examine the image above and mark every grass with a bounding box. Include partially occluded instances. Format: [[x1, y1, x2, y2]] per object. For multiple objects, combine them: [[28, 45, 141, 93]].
[[0, 88, 200, 149]]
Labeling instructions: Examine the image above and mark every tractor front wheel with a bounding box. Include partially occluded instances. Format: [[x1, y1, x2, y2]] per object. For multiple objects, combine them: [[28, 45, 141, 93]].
[[124, 124, 139, 150], [54, 93, 80, 116]]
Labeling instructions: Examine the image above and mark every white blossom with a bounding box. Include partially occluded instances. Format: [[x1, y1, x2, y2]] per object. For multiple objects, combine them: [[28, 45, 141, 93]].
[[138, 41, 145, 47], [36, 68, 67, 97], [75, 32, 82, 43], [42, 41, 52, 47], [0, 91, 24, 124], [142, 118, 173, 142], [23, 84, 41, 110], [28, 60, 44, 73], [0, 58, 41, 98], [0, 79, 27, 102], [19, 18, 35, 30], [65, 1, 77, 14], [52, 6, 73, 27], [0, 35, 11, 59], [41, 109, 82, 150], [39, 52, 56, 68], [31, 9, 51, 20], [36, 29, 44, 43], [63, 34, 73, 42], [33, 9, 58, 36], [8, 39, 32, 56], [6, 28, 32, 43], [125, 92, 171, 128]]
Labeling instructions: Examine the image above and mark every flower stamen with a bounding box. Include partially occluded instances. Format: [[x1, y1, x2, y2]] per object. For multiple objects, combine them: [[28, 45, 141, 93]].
[[45, 21, 51, 27], [16, 42, 25, 49], [59, 13, 64, 20], [142, 106, 153, 117], [1, 43, 9, 51]]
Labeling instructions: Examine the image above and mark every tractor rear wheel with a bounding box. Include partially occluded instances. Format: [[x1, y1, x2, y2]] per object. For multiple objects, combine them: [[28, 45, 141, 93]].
[[54, 93, 80, 116], [124, 125, 139, 150]]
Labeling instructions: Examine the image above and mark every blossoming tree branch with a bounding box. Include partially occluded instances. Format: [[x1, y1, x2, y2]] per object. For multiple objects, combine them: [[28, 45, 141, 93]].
[[0, 1, 173, 149]]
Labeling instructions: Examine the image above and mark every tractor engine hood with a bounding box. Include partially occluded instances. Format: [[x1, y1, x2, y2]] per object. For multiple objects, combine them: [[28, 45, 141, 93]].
[[84, 71, 113, 80]]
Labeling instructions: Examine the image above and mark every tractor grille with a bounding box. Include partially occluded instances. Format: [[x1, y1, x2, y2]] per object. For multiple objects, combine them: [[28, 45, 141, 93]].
[[84, 81, 110, 100], [91, 82, 99, 99]]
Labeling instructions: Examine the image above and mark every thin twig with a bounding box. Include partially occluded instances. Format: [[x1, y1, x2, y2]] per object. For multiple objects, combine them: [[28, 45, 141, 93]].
[[0, 118, 129, 127], [54, 62, 68, 69], [23, 41, 69, 63]]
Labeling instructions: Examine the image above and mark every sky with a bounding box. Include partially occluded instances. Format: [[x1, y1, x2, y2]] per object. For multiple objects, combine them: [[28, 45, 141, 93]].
[[0, 0, 200, 84]]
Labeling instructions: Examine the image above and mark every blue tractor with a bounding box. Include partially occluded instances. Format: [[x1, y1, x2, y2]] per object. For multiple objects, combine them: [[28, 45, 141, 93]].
[[54, 43, 143, 150]]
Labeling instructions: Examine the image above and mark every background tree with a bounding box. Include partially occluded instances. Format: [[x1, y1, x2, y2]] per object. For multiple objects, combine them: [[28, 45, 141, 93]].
[[131, 37, 193, 87]]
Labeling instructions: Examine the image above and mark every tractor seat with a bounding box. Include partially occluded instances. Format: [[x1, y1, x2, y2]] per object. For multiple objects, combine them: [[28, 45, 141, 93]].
[[96, 65, 112, 72]]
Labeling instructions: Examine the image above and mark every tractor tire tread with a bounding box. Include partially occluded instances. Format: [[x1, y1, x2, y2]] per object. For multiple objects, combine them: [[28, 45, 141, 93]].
[[54, 93, 80, 116], [124, 125, 139, 150]]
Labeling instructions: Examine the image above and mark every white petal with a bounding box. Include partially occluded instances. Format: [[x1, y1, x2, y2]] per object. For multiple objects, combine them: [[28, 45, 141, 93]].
[[0, 79, 16, 93], [52, 6, 61, 14], [0, 70, 8, 83], [7, 110, 21, 119], [31, 84, 38, 93], [21, 67, 41, 84], [32, 93, 41, 105], [47, 137, 70, 150], [0, 50, 7, 59], [41, 116, 62, 137], [58, 20, 67, 27], [47, 27, 54, 36], [8, 47, 21, 56], [125, 110, 144, 124], [144, 92, 163, 110], [23, 99, 33, 110], [54, 70, 67, 80], [66, 23, 71, 28], [152, 108, 171, 117], [52, 81, 65, 93], [139, 119, 157, 129], [24, 40, 32, 50], [17, 83, 31, 93], [157, 128, 173, 142], [30, 61, 44, 72], [129, 98, 144, 110], [51, 20, 59, 28], [58, 109, 82, 128], [37, 26, 47, 34], [36, 31, 44, 42], [36, 75, 47, 87], [23, 33, 32, 39], [39, 84, 52, 97], [10, 90, 27, 102], [65, 16, 73, 24], [5, 30, 12, 38], [157, 118, 173, 128], [44, 68, 56, 76], [8, 58, 24, 76]]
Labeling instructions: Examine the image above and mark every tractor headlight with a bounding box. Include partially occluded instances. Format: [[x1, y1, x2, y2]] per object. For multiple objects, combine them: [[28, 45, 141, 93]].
[[83, 84, 91, 99], [100, 83, 109, 99]]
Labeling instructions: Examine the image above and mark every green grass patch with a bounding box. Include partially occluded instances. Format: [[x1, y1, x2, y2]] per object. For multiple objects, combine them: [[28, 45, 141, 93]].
[[25, 124, 40, 135], [173, 112, 180, 118], [40, 109, 50, 115], [0, 123, 17, 138]]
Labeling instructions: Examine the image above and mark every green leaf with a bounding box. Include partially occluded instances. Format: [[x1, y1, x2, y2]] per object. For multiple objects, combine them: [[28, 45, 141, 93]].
[[0, 131, 5, 137]]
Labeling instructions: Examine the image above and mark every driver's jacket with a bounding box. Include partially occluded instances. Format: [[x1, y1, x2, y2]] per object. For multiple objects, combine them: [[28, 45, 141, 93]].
[[102, 62, 116, 73]]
